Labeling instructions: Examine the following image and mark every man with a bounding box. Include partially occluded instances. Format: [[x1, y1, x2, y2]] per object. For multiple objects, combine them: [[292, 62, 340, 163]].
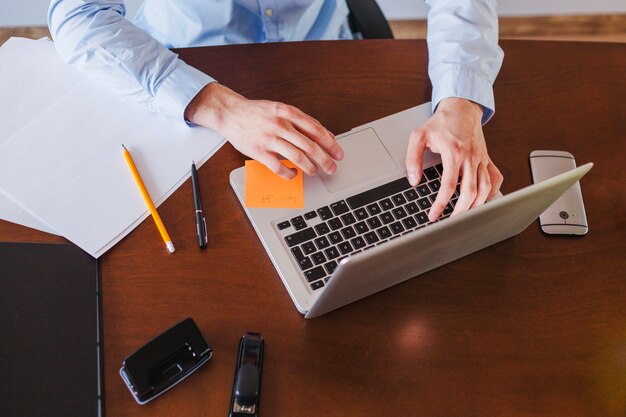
[[48, 0, 504, 222]]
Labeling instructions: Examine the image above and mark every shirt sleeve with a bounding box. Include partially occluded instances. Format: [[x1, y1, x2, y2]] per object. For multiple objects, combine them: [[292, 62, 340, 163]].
[[425, 0, 504, 124], [47, 0, 215, 123]]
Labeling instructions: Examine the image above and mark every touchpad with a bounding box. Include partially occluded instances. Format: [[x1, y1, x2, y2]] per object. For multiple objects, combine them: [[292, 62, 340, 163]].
[[319, 128, 397, 193]]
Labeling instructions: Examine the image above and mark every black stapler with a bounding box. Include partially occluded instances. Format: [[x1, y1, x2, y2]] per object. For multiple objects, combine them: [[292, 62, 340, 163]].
[[229, 332, 264, 417], [119, 318, 212, 404]]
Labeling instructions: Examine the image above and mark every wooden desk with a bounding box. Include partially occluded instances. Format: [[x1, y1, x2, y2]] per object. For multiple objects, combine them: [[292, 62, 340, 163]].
[[1, 40, 625, 417]]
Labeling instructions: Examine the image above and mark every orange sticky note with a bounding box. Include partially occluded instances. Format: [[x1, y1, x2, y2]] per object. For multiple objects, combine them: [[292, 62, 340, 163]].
[[245, 160, 304, 208]]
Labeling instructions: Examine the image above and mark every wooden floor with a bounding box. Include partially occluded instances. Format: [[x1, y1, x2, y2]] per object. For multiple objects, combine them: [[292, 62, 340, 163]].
[[2, 14, 625, 45]]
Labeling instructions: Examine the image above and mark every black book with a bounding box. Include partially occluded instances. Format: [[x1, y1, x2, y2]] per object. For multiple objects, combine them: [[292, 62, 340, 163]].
[[0, 243, 103, 417]]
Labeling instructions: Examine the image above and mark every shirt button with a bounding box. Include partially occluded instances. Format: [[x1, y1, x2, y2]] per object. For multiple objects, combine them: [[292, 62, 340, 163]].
[[264, 8, 274, 17]]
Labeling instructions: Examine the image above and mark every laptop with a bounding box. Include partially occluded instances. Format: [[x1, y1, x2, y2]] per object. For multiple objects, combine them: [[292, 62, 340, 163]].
[[229, 103, 592, 318]]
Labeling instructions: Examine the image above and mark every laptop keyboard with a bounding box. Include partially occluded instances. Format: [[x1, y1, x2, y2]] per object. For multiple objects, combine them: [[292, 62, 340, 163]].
[[275, 163, 459, 292]]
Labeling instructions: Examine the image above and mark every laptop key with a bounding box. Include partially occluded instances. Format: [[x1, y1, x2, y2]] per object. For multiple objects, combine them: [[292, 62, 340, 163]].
[[340, 212, 356, 226], [424, 166, 439, 181], [311, 251, 327, 265], [415, 212, 429, 225], [346, 176, 412, 209], [341, 226, 356, 239], [428, 179, 441, 193], [364, 231, 379, 244], [304, 211, 317, 220], [314, 222, 330, 235], [291, 246, 306, 262], [292, 221, 307, 231], [380, 198, 393, 211], [416, 184, 430, 197], [404, 188, 419, 201], [354, 221, 369, 234], [290, 215, 305, 225], [367, 217, 382, 229], [338, 241, 353, 255], [417, 197, 431, 210], [285, 227, 316, 247], [317, 206, 333, 220], [314, 236, 330, 249], [351, 236, 366, 249], [392, 207, 407, 219], [377, 226, 392, 239], [324, 260, 338, 274], [435, 163, 444, 175], [406, 202, 419, 214], [330, 200, 349, 215], [277, 220, 291, 230], [380, 212, 394, 224], [310, 280, 325, 290], [304, 266, 325, 282], [354, 207, 369, 220], [366, 203, 382, 216], [402, 216, 418, 229], [324, 246, 340, 260], [291, 215, 307, 230], [392, 194, 407, 206], [301, 241, 316, 255], [443, 202, 454, 215], [298, 256, 313, 271], [390, 221, 405, 234], [328, 231, 343, 244], [328, 218, 343, 230]]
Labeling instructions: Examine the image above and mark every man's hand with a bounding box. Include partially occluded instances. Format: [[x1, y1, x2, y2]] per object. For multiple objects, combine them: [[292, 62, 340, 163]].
[[405, 97, 503, 222], [184, 82, 343, 179]]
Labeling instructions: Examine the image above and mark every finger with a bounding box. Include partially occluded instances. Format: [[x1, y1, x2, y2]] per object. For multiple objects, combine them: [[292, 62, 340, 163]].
[[267, 134, 319, 176], [256, 153, 298, 180], [405, 129, 427, 186], [275, 124, 337, 175], [469, 162, 491, 209], [428, 153, 460, 222], [277, 104, 344, 161], [451, 161, 478, 217], [486, 162, 504, 200]]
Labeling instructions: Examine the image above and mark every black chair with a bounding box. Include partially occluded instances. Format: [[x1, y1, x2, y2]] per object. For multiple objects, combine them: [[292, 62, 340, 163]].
[[346, 0, 394, 39]]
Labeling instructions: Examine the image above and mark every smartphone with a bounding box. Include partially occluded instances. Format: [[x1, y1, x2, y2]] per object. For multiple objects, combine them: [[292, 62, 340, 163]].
[[529, 150, 588, 235]]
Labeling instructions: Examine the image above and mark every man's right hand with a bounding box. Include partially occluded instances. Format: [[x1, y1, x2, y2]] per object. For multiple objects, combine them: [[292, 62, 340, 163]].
[[184, 82, 344, 179]]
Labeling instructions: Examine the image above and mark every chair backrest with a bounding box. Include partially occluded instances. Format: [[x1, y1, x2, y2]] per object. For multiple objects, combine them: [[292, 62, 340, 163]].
[[346, 0, 394, 39]]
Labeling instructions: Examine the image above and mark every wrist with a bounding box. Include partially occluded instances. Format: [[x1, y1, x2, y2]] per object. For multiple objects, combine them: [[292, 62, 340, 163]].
[[436, 97, 483, 121], [184, 82, 241, 131]]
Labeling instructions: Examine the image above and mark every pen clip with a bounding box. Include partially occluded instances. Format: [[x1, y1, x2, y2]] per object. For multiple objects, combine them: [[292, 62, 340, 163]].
[[202, 217, 208, 241]]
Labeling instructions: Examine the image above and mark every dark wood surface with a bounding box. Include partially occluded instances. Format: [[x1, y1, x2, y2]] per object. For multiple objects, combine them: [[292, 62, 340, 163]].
[[1, 39, 625, 417]]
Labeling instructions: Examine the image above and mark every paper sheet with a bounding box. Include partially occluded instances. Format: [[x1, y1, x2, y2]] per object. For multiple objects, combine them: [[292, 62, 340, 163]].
[[244, 160, 304, 208], [0, 37, 80, 234], [0, 38, 225, 256]]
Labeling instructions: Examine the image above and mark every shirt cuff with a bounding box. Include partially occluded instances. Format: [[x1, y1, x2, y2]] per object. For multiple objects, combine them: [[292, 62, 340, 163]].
[[431, 66, 496, 125], [152, 58, 216, 124]]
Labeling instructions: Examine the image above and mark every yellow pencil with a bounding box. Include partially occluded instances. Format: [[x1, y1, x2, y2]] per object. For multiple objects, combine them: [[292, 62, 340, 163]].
[[122, 144, 175, 254]]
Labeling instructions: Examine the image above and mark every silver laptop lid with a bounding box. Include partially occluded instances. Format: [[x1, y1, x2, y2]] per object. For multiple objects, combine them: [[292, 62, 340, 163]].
[[305, 163, 593, 318]]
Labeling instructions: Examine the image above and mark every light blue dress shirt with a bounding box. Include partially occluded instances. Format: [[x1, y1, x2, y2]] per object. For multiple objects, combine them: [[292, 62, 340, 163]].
[[48, 0, 503, 125]]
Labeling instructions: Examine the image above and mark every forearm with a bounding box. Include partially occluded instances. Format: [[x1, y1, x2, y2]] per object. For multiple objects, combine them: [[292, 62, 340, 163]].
[[425, 0, 504, 124], [48, 0, 214, 122]]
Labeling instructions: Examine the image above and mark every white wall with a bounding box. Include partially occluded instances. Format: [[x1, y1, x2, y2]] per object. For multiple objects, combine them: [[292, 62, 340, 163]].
[[1, 0, 626, 27], [379, 0, 626, 20]]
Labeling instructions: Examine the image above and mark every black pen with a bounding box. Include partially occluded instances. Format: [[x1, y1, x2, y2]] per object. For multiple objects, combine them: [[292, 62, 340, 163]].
[[191, 162, 208, 248]]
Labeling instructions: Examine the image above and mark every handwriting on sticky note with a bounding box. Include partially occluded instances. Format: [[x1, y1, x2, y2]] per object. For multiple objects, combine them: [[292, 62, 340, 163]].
[[245, 160, 304, 208]]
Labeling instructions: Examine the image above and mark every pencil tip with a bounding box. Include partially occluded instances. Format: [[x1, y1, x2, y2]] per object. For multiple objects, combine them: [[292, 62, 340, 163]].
[[121, 144, 127, 150]]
